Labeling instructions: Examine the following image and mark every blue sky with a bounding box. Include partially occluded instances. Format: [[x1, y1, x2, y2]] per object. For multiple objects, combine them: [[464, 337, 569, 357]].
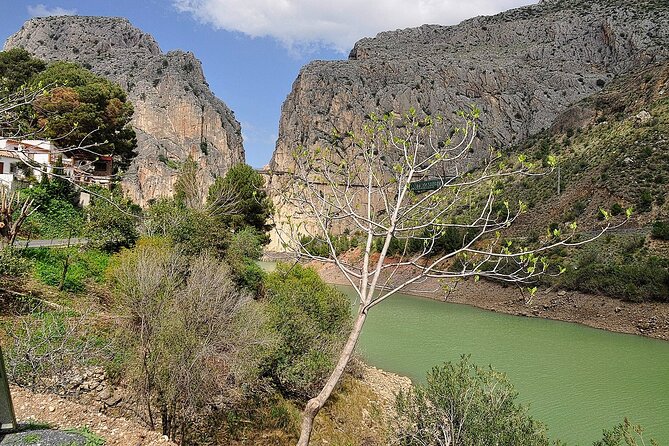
[[1, 0, 536, 167]]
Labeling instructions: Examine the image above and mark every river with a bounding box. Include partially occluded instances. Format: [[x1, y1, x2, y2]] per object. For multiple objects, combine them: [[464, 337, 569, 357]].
[[259, 262, 669, 444]]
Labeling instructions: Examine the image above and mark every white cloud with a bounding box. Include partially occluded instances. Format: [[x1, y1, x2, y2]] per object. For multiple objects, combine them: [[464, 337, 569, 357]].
[[27, 4, 77, 17], [174, 0, 537, 53]]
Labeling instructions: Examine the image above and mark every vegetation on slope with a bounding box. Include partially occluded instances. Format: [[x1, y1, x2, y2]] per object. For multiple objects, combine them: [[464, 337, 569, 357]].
[[499, 62, 669, 302]]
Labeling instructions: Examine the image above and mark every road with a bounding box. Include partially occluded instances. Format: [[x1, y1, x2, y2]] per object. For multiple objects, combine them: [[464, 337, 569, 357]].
[[14, 238, 88, 249]]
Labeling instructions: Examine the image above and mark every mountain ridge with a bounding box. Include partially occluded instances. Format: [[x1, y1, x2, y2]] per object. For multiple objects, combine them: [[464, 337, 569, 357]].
[[266, 0, 669, 249], [4, 16, 244, 206]]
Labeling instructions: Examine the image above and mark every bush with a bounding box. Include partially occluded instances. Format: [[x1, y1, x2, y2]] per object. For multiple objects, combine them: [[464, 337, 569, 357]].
[[262, 263, 351, 400], [84, 187, 139, 251], [0, 248, 32, 277], [561, 256, 669, 302], [594, 418, 658, 446], [225, 228, 266, 294], [611, 203, 624, 216], [109, 243, 268, 443], [638, 190, 653, 212], [652, 220, 669, 240], [299, 233, 355, 257], [394, 356, 550, 446]]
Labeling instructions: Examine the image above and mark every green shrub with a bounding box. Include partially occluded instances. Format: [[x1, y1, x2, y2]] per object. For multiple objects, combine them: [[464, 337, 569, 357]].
[[561, 256, 669, 302], [394, 356, 550, 446], [299, 235, 331, 257], [611, 203, 624, 216], [225, 228, 266, 294], [0, 248, 32, 277], [84, 187, 140, 251], [299, 233, 358, 257], [262, 263, 351, 400], [638, 190, 653, 212], [594, 418, 658, 446], [652, 220, 669, 240]]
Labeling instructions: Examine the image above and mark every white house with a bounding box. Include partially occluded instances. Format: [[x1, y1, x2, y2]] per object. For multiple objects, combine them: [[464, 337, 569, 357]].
[[0, 139, 58, 184], [0, 145, 21, 189], [0, 138, 113, 189]]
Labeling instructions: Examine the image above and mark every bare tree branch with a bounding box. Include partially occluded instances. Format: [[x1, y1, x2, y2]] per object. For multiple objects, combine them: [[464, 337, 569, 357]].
[[268, 108, 627, 445]]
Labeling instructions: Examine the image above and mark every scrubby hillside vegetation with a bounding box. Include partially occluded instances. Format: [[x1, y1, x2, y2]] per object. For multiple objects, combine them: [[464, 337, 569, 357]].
[[502, 61, 669, 302]]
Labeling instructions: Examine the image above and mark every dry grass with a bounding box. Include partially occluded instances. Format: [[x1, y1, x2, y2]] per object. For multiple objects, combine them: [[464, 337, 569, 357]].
[[310, 375, 390, 446]]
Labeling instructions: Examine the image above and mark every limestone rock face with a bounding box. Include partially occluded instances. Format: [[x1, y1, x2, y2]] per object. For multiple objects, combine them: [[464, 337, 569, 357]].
[[270, 0, 669, 172], [266, 0, 669, 250], [4, 16, 244, 206]]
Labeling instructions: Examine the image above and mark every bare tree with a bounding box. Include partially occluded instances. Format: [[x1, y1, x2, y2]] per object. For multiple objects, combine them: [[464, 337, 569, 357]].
[[0, 84, 50, 138], [109, 242, 271, 443], [270, 108, 628, 445], [0, 187, 37, 247]]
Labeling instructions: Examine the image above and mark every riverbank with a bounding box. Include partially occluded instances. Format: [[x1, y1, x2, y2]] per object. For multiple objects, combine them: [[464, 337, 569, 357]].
[[309, 261, 669, 341]]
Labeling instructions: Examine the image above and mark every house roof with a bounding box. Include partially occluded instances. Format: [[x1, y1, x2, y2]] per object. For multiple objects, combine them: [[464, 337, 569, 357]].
[[0, 138, 53, 153], [0, 149, 22, 160]]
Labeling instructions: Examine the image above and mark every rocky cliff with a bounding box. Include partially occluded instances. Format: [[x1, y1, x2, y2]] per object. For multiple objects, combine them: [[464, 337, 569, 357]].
[[265, 0, 669, 249], [270, 0, 669, 172], [4, 16, 244, 206]]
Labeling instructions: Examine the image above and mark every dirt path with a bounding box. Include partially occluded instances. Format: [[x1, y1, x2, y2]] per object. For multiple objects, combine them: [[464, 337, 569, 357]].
[[10, 386, 176, 446], [311, 261, 669, 341]]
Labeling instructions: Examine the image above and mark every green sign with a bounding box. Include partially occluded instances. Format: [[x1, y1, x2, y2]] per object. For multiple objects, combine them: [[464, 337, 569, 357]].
[[409, 179, 445, 193], [0, 347, 17, 431]]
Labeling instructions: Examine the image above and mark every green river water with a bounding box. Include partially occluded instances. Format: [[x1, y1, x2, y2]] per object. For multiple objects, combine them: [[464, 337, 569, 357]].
[[259, 263, 669, 444], [341, 287, 669, 445]]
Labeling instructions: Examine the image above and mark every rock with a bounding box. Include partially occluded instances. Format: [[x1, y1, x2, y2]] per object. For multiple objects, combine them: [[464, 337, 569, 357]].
[[4, 16, 244, 206], [615, 306, 622, 313], [98, 388, 111, 401], [104, 394, 123, 407], [635, 110, 652, 124], [267, 0, 669, 250]]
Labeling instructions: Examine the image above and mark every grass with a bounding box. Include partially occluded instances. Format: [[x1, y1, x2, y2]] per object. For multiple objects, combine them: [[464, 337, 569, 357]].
[[22, 433, 42, 444], [21, 247, 111, 293], [65, 427, 106, 446], [310, 375, 390, 446]]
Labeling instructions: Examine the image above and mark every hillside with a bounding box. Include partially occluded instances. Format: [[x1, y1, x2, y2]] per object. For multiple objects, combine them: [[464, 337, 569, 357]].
[[4, 16, 244, 206], [509, 60, 669, 232]]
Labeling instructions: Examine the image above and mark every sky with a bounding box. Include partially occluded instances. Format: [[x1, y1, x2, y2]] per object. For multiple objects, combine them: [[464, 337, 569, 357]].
[[1, 0, 537, 167]]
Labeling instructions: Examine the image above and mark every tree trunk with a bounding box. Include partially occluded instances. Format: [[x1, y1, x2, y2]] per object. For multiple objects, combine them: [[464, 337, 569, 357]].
[[296, 308, 368, 446]]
